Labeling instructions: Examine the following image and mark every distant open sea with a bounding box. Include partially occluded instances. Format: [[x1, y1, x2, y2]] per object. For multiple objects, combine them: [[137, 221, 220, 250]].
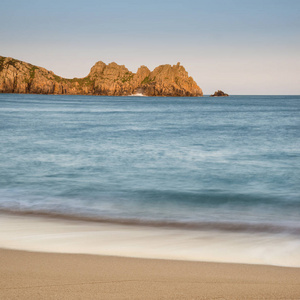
[[0, 94, 299, 266]]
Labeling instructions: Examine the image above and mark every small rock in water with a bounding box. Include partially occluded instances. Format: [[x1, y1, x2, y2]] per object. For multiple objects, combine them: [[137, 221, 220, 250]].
[[210, 90, 229, 97]]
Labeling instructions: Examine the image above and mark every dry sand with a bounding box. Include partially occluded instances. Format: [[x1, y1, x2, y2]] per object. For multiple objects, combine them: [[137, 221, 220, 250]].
[[1, 248, 300, 299]]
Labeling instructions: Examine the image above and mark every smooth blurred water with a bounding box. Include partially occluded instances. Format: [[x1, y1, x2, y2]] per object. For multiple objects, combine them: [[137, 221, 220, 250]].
[[0, 94, 299, 234]]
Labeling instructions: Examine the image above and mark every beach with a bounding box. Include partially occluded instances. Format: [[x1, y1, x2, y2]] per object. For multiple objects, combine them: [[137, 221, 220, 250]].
[[0, 95, 299, 299], [1, 213, 300, 299], [1, 0, 299, 297], [1, 248, 300, 300]]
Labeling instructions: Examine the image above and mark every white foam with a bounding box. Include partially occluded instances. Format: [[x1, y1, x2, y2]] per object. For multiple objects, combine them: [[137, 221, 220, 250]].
[[0, 214, 299, 267], [129, 93, 147, 97]]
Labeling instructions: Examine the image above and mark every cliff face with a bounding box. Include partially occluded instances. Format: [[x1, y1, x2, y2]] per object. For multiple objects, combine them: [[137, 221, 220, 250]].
[[0, 56, 203, 97]]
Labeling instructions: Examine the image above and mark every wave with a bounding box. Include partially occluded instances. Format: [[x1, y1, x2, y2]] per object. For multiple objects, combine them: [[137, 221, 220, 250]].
[[129, 93, 147, 97], [1, 207, 300, 236]]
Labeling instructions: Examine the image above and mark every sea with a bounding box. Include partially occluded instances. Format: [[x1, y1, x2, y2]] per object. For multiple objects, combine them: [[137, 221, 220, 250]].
[[0, 94, 299, 267]]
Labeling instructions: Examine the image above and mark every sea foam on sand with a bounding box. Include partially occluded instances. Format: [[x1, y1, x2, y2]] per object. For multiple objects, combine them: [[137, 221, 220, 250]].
[[0, 213, 299, 267]]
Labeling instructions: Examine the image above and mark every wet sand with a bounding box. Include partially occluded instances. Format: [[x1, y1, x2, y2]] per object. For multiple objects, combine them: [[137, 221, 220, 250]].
[[1, 213, 300, 267], [1, 248, 300, 300]]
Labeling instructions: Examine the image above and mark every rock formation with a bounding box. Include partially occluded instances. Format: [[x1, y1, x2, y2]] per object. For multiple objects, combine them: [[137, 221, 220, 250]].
[[210, 90, 229, 97], [0, 56, 203, 97]]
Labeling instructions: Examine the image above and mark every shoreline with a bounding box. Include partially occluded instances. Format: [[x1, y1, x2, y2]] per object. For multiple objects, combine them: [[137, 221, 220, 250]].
[[1, 212, 300, 268], [2, 208, 299, 235], [1, 248, 300, 299]]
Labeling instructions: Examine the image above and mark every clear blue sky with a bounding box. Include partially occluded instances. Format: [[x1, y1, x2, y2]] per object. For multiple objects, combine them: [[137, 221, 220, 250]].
[[1, 0, 299, 94]]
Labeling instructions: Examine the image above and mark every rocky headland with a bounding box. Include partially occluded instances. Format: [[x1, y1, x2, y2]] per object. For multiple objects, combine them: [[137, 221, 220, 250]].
[[210, 90, 229, 97], [0, 56, 203, 97]]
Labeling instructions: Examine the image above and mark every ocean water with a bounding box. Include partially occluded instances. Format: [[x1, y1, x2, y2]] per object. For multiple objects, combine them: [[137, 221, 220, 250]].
[[0, 94, 299, 266]]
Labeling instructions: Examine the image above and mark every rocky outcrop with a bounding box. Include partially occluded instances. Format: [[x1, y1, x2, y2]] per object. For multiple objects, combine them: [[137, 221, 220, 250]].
[[210, 90, 229, 97], [0, 56, 203, 97]]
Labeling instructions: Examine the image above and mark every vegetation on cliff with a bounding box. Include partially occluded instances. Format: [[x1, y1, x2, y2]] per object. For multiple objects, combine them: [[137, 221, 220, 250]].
[[0, 56, 203, 97]]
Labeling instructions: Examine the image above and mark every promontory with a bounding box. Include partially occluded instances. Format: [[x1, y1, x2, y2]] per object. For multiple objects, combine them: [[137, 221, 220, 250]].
[[0, 56, 203, 97]]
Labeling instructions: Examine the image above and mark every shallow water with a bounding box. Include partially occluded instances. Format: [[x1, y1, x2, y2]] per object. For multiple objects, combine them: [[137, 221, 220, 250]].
[[0, 94, 299, 266], [1, 214, 300, 267]]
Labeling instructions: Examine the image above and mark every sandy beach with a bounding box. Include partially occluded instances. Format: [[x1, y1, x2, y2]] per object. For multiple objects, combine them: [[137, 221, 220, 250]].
[[1, 213, 300, 299], [1, 248, 300, 300]]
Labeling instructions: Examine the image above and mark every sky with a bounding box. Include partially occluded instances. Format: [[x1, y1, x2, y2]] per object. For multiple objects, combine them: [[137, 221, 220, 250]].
[[1, 0, 299, 95]]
